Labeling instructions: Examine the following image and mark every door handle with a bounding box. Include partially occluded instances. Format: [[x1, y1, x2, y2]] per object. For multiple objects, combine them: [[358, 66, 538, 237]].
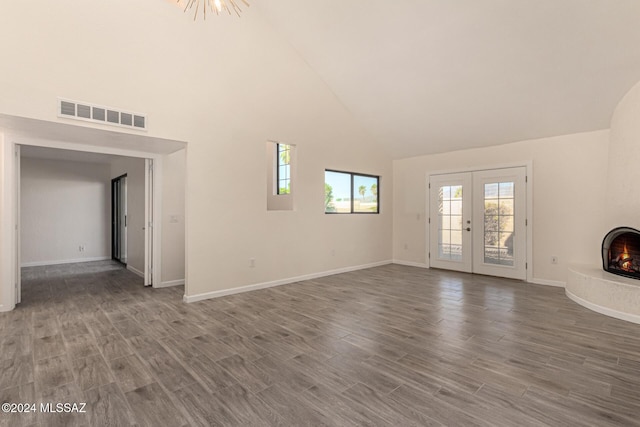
[[466, 227, 471, 231]]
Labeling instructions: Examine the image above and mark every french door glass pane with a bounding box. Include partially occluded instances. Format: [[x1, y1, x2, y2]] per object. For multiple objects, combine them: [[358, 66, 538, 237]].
[[438, 185, 463, 261], [499, 215, 514, 232], [499, 182, 514, 198], [484, 181, 515, 266], [484, 183, 498, 198], [451, 215, 462, 230]]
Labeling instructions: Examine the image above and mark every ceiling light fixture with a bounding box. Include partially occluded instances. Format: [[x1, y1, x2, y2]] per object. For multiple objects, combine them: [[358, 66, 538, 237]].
[[178, 0, 250, 20]]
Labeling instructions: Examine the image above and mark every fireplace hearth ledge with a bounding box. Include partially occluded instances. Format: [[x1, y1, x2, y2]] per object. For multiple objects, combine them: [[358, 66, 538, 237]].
[[567, 265, 640, 325]]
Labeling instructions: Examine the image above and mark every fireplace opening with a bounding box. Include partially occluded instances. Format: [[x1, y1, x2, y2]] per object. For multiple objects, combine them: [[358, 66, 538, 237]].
[[602, 227, 640, 280]]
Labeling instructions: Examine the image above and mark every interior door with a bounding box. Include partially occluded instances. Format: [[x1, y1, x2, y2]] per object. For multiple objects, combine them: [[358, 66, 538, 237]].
[[472, 167, 526, 280], [429, 173, 473, 273], [111, 175, 127, 265], [119, 176, 127, 264], [112, 179, 120, 260], [429, 167, 527, 280]]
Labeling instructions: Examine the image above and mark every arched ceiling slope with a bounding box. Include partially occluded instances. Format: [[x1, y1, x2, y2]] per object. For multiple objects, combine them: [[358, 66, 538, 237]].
[[256, 0, 640, 158]]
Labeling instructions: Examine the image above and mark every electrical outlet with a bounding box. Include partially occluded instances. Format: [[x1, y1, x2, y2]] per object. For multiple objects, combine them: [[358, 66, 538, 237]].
[[331, 249, 336, 256], [404, 243, 408, 250], [551, 256, 558, 264], [249, 258, 255, 268], [79, 245, 85, 252]]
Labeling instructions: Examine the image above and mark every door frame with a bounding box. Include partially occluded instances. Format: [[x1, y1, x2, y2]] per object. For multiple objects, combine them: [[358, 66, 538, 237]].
[[15, 144, 21, 304], [426, 161, 533, 283], [1, 134, 167, 311], [111, 174, 128, 264]]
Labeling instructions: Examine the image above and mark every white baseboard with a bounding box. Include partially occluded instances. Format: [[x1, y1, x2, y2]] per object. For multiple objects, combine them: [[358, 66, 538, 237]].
[[529, 278, 566, 288], [183, 260, 392, 304], [392, 259, 429, 268], [566, 288, 640, 325], [155, 279, 185, 288], [21, 256, 111, 268], [127, 265, 145, 278], [0, 303, 16, 313]]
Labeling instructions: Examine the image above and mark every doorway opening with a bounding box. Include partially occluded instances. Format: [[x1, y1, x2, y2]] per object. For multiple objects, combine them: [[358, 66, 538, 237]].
[[17, 146, 153, 304], [428, 166, 531, 281], [0, 114, 187, 312]]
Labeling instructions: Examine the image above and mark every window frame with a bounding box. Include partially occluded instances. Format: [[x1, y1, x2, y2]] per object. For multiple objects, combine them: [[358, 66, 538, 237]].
[[325, 169, 380, 214], [276, 143, 291, 195]]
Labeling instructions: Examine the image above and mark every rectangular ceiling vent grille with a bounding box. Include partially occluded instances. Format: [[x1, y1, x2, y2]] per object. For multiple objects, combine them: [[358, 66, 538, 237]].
[[57, 98, 147, 131]]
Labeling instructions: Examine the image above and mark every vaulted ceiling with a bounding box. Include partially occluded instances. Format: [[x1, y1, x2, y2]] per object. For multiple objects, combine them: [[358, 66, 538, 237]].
[[255, 0, 640, 158]]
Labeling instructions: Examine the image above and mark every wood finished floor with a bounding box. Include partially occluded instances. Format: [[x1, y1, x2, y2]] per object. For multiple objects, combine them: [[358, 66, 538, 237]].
[[1, 261, 640, 426]]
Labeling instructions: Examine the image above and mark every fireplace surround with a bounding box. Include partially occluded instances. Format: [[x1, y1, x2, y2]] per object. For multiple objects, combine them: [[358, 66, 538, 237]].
[[565, 227, 640, 325], [602, 227, 640, 280]]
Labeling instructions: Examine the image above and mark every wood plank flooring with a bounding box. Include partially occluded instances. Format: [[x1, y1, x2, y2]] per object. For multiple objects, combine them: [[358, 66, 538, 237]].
[[1, 260, 640, 426]]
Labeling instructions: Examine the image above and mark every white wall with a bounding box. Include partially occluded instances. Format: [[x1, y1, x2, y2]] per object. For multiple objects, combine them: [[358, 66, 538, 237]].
[[162, 150, 186, 284], [110, 157, 145, 275], [393, 130, 610, 284], [21, 157, 111, 266], [0, 0, 391, 306], [607, 80, 640, 230]]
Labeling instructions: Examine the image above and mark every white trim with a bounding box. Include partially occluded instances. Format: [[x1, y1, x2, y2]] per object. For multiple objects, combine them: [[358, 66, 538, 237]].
[[565, 288, 640, 325], [127, 265, 145, 278], [1, 133, 18, 311], [183, 146, 190, 297], [392, 259, 429, 268], [156, 279, 185, 288], [428, 161, 534, 177], [15, 145, 21, 304], [525, 160, 534, 284], [11, 135, 160, 160], [153, 158, 163, 287], [529, 278, 566, 287], [21, 256, 111, 267], [0, 304, 7, 313], [424, 176, 430, 267], [184, 260, 392, 303]]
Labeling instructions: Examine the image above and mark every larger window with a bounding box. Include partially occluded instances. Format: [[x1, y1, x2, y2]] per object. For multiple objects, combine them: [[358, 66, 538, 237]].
[[325, 170, 379, 214]]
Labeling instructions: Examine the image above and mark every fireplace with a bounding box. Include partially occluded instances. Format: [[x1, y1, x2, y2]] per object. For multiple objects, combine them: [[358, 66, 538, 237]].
[[602, 227, 640, 279]]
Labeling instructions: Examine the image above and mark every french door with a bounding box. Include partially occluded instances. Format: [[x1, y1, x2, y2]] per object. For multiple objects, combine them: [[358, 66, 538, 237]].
[[429, 173, 473, 273], [429, 167, 527, 280]]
